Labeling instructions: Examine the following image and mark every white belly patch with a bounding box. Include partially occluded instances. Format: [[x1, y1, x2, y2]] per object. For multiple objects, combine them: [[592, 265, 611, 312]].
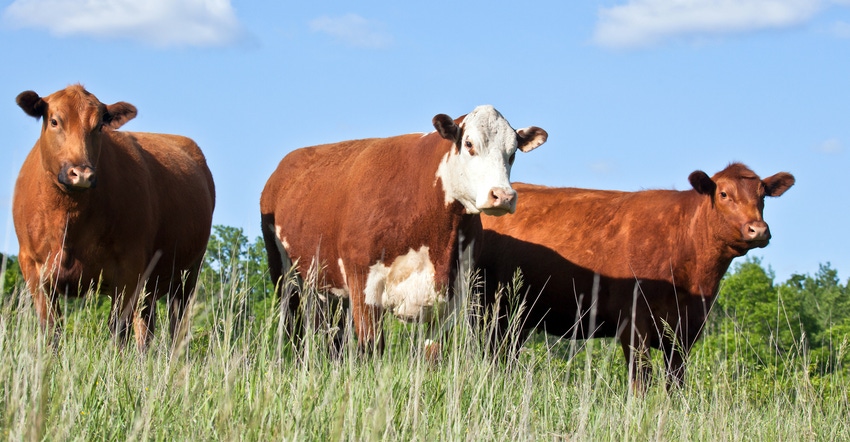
[[363, 246, 444, 321]]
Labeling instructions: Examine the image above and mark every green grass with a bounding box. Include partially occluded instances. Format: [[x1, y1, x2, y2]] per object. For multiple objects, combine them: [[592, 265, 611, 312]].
[[1, 271, 848, 441]]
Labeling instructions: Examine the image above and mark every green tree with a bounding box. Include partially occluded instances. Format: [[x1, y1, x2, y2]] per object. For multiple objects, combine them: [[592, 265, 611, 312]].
[[1, 252, 23, 296], [708, 258, 850, 376], [199, 225, 273, 342], [778, 263, 850, 374]]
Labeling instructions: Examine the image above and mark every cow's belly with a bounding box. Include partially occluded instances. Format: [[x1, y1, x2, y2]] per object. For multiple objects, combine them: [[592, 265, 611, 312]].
[[363, 246, 445, 321]]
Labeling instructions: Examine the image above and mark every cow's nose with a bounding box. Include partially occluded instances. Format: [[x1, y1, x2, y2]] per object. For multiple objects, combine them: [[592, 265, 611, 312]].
[[60, 164, 96, 189], [485, 187, 517, 214], [744, 221, 770, 242]]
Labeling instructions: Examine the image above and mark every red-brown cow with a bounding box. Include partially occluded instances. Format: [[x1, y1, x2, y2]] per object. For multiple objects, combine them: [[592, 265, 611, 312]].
[[261, 105, 547, 352], [479, 163, 794, 391], [13, 85, 215, 350]]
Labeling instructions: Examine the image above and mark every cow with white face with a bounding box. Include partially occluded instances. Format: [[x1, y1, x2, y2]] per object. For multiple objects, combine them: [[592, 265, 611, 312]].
[[260, 105, 546, 353]]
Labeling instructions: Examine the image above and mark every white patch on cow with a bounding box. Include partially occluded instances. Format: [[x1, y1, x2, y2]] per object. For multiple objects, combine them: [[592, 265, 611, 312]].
[[332, 258, 350, 297], [273, 225, 291, 252], [329, 287, 348, 297], [434, 105, 519, 214], [363, 246, 444, 321]]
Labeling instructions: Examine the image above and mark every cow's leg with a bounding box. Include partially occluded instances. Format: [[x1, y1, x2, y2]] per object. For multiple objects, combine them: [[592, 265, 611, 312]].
[[168, 263, 202, 348], [620, 328, 653, 395], [263, 220, 304, 348], [133, 291, 156, 352], [665, 347, 687, 390], [109, 290, 133, 348], [664, 331, 692, 390], [23, 257, 63, 346], [349, 276, 384, 355], [321, 294, 347, 358]]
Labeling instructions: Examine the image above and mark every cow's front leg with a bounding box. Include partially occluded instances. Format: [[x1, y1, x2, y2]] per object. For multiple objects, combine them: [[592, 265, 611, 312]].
[[620, 322, 653, 395], [23, 257, 63, 347]]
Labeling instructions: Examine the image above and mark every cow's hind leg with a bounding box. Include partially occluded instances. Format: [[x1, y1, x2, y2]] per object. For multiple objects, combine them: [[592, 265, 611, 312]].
[[167, 265, 201, 348], [349, 276, 384, 355], [262, 215, 305, 348]]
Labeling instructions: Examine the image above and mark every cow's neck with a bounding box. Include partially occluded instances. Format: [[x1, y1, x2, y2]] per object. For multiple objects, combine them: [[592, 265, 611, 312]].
[[412, 135, 481, 286], [679, 194, 738, 298]]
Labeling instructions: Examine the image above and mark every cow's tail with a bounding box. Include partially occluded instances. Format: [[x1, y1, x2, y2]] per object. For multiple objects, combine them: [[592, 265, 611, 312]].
[[260, 213, 302, 332], [261, 213, 285, 298], [261, 213, 303, 348]]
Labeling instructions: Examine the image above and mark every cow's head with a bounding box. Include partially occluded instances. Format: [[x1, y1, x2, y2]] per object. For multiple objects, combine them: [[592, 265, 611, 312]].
[[433, 105, 547, 216], [689, 163, 795, 253], [17, 85, 137, 192]]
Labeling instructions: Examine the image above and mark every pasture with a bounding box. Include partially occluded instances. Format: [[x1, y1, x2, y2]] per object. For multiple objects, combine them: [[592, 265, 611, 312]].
[[1, 233, 848, 441]]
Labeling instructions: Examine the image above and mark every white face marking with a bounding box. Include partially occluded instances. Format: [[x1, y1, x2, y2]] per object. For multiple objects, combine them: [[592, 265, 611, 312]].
[[363, 246, 445, 321], [434, 105, 520, 215]]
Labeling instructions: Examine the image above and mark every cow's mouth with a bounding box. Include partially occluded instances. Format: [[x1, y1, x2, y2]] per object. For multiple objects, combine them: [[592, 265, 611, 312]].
[[481, 207, 513, 217], [746, 238, 770, 249]]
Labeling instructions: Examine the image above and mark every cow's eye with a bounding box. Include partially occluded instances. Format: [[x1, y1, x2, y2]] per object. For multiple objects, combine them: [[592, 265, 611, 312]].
[[720, 191, 728, 199], [49, 118, 58, 128], [464, 139, 475, 155], [508, 152, 516, 166]]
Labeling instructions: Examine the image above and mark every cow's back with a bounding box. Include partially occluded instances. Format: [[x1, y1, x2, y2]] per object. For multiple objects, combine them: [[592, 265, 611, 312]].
[[480, 183, 703, 338]]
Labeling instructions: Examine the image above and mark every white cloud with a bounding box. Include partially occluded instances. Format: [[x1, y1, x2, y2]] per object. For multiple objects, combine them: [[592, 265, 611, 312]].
[[3, 0, 243, 47], [309, 14, 393, 49], [814, 138, 844, 154], [593, 0, 823, 49]]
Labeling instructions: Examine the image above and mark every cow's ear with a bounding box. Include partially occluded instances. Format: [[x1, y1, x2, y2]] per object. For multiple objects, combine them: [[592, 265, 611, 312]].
[[104, 101, 137, 130], [763, 172, 795, 197], [689, 170, 715, 195], [17, 91, 46, 119], [433, 114, 460, 142], [516, 126, 547, 153]]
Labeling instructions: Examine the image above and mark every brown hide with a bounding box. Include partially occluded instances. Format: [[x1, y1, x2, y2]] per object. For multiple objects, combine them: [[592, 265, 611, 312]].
[[13, 85, 216, 350], [479, 163, 794, 391], [260, 131, 479, 351]]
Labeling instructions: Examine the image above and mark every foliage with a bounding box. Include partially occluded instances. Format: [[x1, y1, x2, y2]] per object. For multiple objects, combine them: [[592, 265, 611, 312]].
[[1, 252, 22, 296], [201, 224, 270, 302], [706, 257, 850, 379]]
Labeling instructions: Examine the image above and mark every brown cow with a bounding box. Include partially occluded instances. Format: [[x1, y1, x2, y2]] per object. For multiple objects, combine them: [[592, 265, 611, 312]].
[[13, 85, 215, 350], [479, 163, 794, 391], [261, 105, 547, 352]]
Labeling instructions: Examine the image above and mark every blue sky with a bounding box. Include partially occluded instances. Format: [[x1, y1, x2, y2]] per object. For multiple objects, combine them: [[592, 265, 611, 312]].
[[1, 1, 847, 283]]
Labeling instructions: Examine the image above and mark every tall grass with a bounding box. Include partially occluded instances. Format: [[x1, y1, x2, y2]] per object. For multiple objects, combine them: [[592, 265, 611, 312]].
[[0, 266, 848, 441]]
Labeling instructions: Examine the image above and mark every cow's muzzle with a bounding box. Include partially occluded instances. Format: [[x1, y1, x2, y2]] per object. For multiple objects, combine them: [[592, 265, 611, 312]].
[[743, 221, 770, 244], [480, 187, 517, 216], [59, 164, 96, 190]]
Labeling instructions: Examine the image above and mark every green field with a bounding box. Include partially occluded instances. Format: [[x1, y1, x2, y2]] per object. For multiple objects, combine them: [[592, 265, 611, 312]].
[[1, 228, 848, 441]]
